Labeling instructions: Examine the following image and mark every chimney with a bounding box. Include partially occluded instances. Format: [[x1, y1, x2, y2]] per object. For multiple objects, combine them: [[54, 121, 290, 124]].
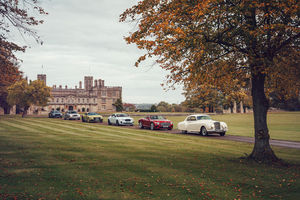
[[59, 85, 62, 89], [94, 80, 98, 88], [79, 81, 82, 89], [75, 86, 77, 89], [65, 85, 68, 89]]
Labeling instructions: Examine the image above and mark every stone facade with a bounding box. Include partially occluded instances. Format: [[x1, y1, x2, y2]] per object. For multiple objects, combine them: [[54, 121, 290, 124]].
[[38, 74, 122, 113]]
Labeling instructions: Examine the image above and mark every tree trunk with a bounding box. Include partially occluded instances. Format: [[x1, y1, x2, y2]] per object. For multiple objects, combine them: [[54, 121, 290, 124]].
[[3, 105, 11, 114], [22, 106, 29, 118], [1, 102, 11, 114], [248, 72, 279, 163]]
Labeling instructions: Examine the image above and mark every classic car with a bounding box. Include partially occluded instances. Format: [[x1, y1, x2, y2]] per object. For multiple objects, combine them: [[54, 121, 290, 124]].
[[81, 112, 103, 123], [108, 113, 134, 126], [64, 110, 81, 120], [48, 110, 62, 118], [138, 115, 173, 130], [177, 114, 228, 136]]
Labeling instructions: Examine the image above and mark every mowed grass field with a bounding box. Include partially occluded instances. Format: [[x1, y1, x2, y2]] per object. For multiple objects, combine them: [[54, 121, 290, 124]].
[[0, 114, 300, 199]]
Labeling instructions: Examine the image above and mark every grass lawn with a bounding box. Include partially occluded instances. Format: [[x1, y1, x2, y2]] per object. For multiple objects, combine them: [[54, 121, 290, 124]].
[[0, 116, 300, 199]]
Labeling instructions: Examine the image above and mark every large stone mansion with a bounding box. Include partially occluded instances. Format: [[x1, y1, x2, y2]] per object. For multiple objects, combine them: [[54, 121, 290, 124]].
[[38, 74, 122, 113]]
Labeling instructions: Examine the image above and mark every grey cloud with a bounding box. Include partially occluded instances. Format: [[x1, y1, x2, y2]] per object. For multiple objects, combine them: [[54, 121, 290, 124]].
[[15, 0, 184, 104]]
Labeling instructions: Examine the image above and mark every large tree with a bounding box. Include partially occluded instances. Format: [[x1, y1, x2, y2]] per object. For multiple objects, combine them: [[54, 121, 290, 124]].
[[113, 98, 124, 112], [0, 60, 22, 114], [7, 79, 51, 117], [120, 0, 300, 163], [0, 0, 46, 113]]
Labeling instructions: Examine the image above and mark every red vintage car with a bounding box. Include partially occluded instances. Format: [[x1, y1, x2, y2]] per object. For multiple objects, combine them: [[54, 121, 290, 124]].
[[138, 115, 173, 130]]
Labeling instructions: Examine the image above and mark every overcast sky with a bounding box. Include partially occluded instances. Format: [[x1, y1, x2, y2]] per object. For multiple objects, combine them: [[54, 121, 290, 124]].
[[14, 0, 185, 104]]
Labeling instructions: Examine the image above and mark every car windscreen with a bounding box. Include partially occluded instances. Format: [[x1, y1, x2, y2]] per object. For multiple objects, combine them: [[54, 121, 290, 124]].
[[197, 116, 211, 120], [117, 114, 129, 117], [150, 116, 165, 120], [88, 112, 97, 115], [70, 111, 77, 114]]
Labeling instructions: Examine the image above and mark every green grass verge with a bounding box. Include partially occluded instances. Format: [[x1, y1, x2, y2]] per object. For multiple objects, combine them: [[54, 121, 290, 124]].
[[0, 116, 299, 199]]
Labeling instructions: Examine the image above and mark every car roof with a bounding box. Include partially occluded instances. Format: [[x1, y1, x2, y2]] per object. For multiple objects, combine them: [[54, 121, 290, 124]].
[[188, 114, 210, 117]]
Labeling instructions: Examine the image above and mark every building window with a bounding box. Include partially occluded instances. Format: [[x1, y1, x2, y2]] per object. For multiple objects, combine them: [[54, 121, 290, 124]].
[[94, 98, 96, 103], [112, 91, 116, 97], [102, 91, 106, 96], [102, 98, 106, 103], [82, 108, 85, 112], [102, 105, 106, 110]]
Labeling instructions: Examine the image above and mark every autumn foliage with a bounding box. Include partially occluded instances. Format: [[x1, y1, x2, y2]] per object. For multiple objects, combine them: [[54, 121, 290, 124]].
[[7, 80, 51, 117], [0, 0, 47, 113], [121, 0, 300, 163]]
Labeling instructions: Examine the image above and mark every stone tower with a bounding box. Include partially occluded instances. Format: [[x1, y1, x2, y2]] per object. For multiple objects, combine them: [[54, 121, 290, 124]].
[[84, 76, 93, 90], [37, 74, 47, 85]]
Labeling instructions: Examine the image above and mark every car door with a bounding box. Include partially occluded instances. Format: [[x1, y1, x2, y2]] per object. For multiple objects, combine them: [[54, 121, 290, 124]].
[[186, 116, 198, 132], [110, 114, 116, 124], [144, 117, 151, 127]]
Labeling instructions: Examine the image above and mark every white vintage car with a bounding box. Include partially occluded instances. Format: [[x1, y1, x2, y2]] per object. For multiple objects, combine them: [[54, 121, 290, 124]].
[[178, 114, 228, 136], [107, 113, 134, 126]]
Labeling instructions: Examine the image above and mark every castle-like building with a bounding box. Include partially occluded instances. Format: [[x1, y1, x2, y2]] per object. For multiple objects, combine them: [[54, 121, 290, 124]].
[[37, 74, 122, 113]]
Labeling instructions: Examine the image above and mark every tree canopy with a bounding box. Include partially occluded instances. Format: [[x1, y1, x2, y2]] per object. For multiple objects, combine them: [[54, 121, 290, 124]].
[[7, 79, 51, 117], [0, 0, 47, 113], [121, 0, 300, 163], [113, 98, 124, 112]]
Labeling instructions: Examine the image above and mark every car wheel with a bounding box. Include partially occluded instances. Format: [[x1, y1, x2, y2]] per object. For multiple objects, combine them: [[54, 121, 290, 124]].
[[139, 122, 144, 129], [150, 123, 154, 130], [64, 117, 66, 120], [220, 132, 226, 136], [168, 127, 173, 130], [100, 119, 103, 123], [181, 130, 187, 134], [116, 120, 119, 126], [200, 126, 208, 136], [108, 119, 111, 125]]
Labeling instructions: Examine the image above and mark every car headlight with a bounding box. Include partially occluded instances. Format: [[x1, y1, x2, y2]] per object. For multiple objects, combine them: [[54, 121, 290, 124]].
[[155, 122, 160, 125]]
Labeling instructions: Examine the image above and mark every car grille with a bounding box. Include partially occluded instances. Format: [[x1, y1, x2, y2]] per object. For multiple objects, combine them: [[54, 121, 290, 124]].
[[125, 119, 131, 122], [94, 117, 101, 122], [214, 122, 220, 130], [161, 123, 170, 127]]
